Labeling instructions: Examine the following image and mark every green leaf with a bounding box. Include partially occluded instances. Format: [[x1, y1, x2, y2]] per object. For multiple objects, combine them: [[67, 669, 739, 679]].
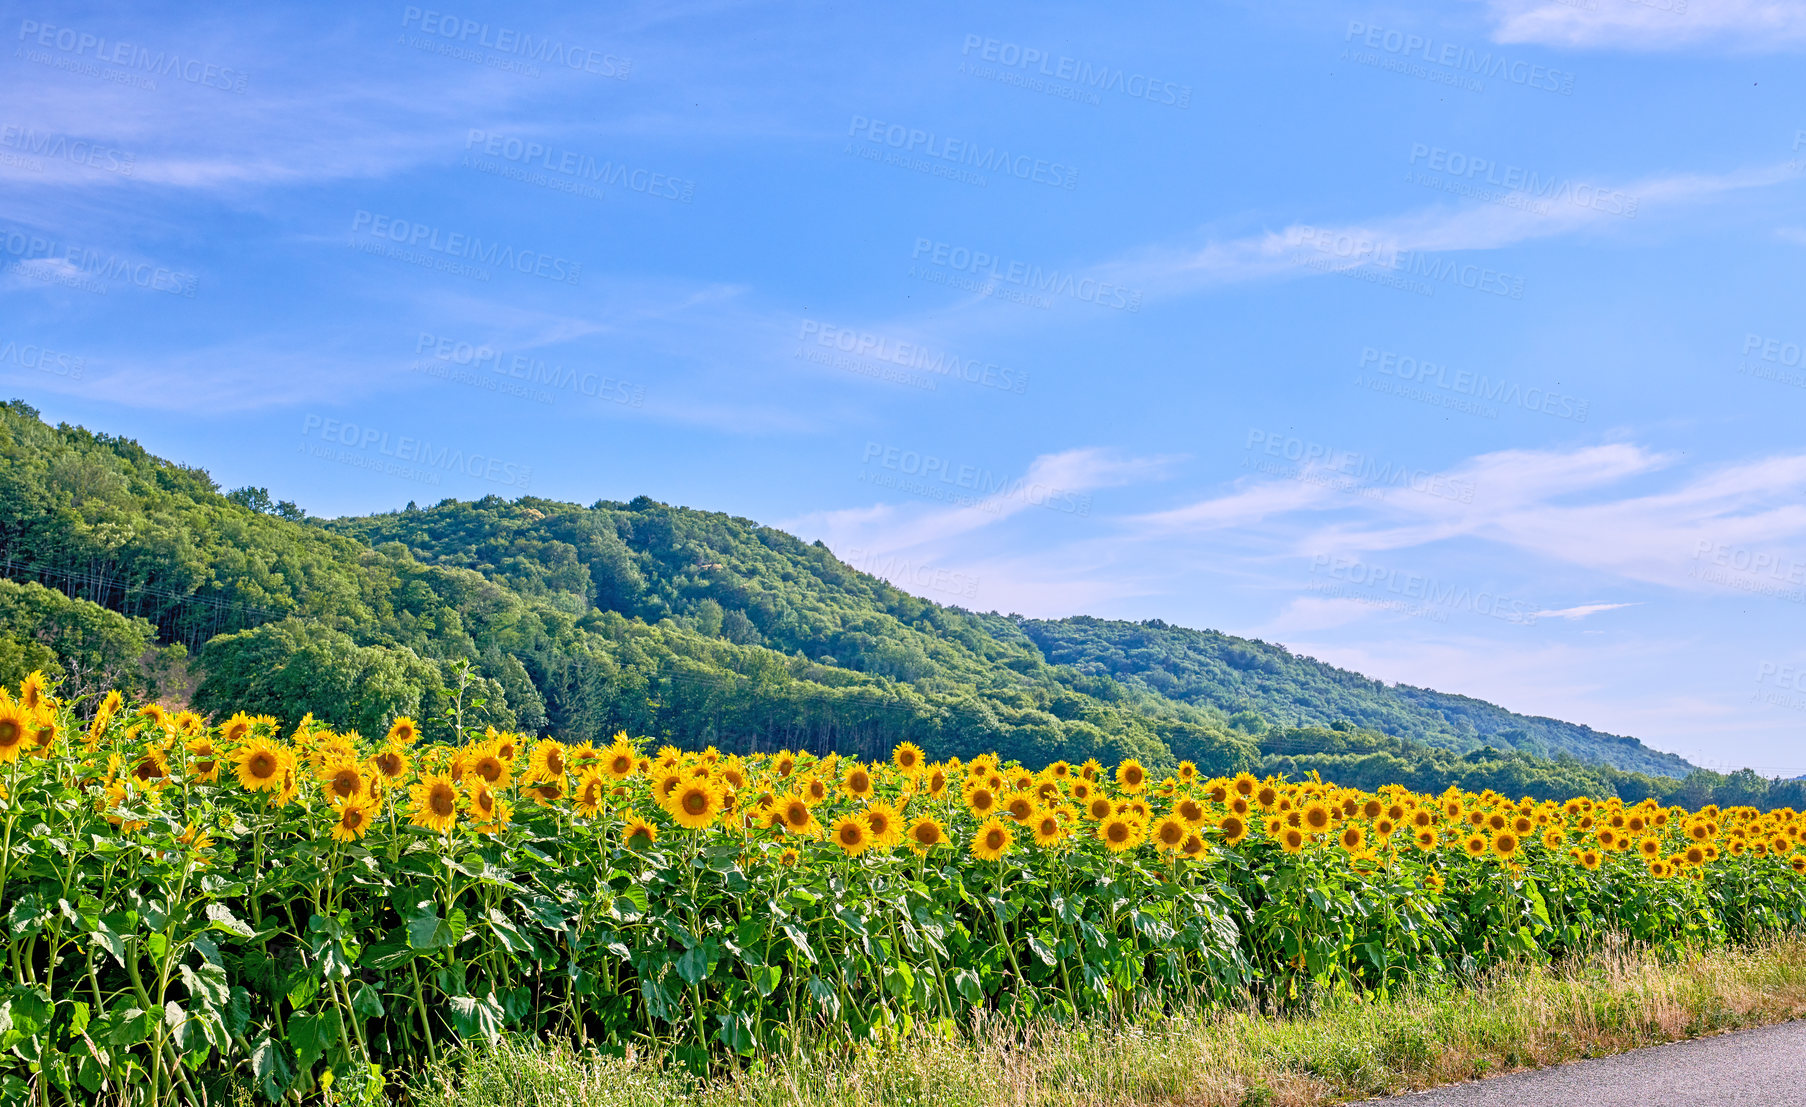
[[674, 943, 711, 985], [288, 1009, 338, 1072], [349, 980, 385, 1020], [251, 1034, 294, 1101], [204, 903, 255, 940], [407, 910, 453, 951], [446, 992, 504, 1043]]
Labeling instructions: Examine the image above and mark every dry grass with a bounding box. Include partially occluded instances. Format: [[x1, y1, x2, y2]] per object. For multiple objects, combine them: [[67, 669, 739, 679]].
[[412, 935, 1806, 1107]]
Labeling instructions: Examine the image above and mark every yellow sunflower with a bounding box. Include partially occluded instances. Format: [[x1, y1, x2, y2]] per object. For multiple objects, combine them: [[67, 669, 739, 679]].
[[1031, 810, 1068, 848], [573, 768, 607, 819], [407, 772, 460, 833], [385, 717, 420, 746], [1099, 814, 1144, 853], [863, 801, 903, 848], [330, 797, 376, 843], [971, 817, 1014, 861], [1114, 759, 1148, 794], [891, 742, 925, 775], [1151, 815, 1188, 853], [906, 815, 948, 853], [233, 738, 290, 793], [320, 756, 369, 805], [831, 813, 873, 857], [670, 779, 724, 830], [623, 813, 658, 850], [527, 739, 568, 782]]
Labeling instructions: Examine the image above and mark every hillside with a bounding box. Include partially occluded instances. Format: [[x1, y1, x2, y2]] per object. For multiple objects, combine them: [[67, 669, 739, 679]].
[[0, 400, 1730, 803], [1020, 617, 1692, 778]]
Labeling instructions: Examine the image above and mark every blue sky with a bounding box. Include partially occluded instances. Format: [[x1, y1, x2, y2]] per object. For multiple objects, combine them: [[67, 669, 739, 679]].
[[5, 0, 1806, 771]]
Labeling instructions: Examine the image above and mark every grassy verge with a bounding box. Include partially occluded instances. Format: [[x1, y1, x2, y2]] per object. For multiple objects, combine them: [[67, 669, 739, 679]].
[[407, 936, 1806, 1107]]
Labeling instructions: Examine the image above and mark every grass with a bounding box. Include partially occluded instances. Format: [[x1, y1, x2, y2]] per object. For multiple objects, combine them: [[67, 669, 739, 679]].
[[404, 935, 1806, 1107]]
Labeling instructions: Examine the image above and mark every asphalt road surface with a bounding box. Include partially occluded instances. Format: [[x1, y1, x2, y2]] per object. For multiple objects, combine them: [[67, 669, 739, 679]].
[[1349, 1020, 1806, 1106]]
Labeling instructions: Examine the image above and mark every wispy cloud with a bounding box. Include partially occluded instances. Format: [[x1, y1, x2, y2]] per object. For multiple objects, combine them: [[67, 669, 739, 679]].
[[1481, 0, 1806, 51]]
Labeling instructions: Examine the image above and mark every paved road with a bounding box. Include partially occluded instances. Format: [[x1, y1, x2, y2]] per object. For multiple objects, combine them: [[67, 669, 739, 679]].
[[1349, 1020, 1806, 1106]]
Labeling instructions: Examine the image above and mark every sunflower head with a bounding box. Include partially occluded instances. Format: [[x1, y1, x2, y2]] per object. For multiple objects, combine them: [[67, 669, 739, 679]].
[[234, 738, 291, 792], [670, 780, 724, 830], [907, 815, 947, 853], [1114, 759, 1148, 795], [971, 817, 1013, 861], [623, 813, 658, 850], [407, 773, 460, 834], [831, 813, 872, 857], [891, 742, 924, 774], [1340, 824, 1366, 854], [1152, 816, 1187, 852], [1100, 815, 1143, 853], [331, 798, 376, 843], [0, 702, 37, 764]]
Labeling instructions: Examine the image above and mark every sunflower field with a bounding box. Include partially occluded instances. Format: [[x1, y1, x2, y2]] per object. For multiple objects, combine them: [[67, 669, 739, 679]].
[[1, 674, 1804, 1106]]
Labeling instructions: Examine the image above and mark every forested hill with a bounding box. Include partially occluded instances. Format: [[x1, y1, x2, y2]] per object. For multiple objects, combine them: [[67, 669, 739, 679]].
[[0, 400, 1707, 797], [1018, 617, 1692, 779]]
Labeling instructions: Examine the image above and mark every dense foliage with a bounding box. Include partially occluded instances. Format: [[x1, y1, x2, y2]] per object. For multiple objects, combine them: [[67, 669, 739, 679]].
[[0, 677, 1802, 1107], [1022, 616, 1692, 777]]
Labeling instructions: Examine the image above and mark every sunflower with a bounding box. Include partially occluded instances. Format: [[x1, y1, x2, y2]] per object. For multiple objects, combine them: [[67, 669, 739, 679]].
[[775, 847, 800, 866], [971, 817, 1014, 861], [1579, 848, 1602, 870], [831, 813, 873, 857], [891, 742, 925, 775], [371, 742, 411, 784], [129, 747, 171, 789], [1114, 759, 1148, 794], [527, 740, 568, 782], [1030, 810, 1068, 847], [234, 738, 290, 792], [19, 671, 49, 712], [864, 801, 903, 848], [906, 815, 948, 853], [573, 769, 608, 819], [330, 797, 376, 843], [924, 766, 950, 799], [467, 779, 501, 823], [1002, 790, 1037, 823], [1682, 844, 1707, 867], [602, 738, 637, 781], [1279, 827, 1307, 854], [840, 763, 875, 801], [1339, 824, 1366, 854], [1302, 802, 1333, 834], [320, 756, 369, 805], [803, 775, 829, 805], [1543, 827, 1565, 850], [623, 813, 658, 850], [670, 780, 724, 830], [470, 748, 510, 787], [1255, 784, 1279, 810], [1792, 855, 1806, 875], [965, 782, 1000, 818], [1491, 831, 1520, 860], [407, 772, 460, 833], [774, 793, 815, 834], [1077, 758, 1102, 782], [1176, 797, 1208, 827], [1100, 814, 1144, 853], [385, 717, 420, 746], [1462, 834, 1488, 858], [1151, 816, 1188, 852], [1636, 836, 1661, 859], [1219, 814, 1249, 845], [0, 701, 36, 764], [525, 778, 566, 807]]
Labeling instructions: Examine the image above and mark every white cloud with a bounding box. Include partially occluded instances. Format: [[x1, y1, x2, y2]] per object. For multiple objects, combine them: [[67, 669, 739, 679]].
[[1481, 0, 1806, 51]]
